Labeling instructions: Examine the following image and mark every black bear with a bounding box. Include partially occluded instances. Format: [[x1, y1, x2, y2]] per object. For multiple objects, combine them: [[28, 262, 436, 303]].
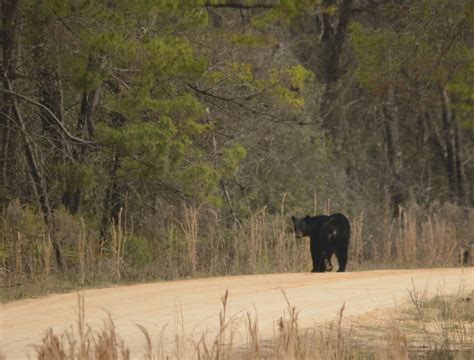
[[291, 213, 350, 272]]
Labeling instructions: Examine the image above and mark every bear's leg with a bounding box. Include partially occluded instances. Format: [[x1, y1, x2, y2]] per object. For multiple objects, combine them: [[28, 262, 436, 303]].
[[311, 258, 325, 272], [317, 257, 326, 272], [310, 238, 317, 272], [320, 251, 331, 272], [310, 237, 324, 272], [336, 248, 348, 272], [311, 254, 324, 273], [325, 255, 333, 271]]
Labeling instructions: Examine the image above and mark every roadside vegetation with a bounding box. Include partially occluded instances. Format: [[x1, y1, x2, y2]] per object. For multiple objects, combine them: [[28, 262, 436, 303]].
[[29, 288, 474, 359], [1, 0, 473, 300], [1, 199, 472, 301]]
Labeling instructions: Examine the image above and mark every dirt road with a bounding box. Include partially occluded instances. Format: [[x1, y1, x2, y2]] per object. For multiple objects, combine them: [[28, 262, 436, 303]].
[[1, 268, 473, 358]]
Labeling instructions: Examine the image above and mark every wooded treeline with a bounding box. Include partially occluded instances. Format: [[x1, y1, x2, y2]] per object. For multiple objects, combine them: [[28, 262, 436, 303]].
[[1, 0, 473, 293]]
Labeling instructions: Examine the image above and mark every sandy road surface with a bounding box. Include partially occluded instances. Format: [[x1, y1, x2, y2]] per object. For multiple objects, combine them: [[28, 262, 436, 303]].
[[1, 268, 473, 358]]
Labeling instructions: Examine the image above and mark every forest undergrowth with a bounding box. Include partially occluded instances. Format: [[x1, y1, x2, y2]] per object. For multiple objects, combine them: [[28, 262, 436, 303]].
[[1, 198, 472, 302]]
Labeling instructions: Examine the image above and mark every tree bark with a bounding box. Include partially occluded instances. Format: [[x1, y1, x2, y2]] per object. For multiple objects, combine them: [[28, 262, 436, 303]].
[[382, 87, 404, 216], [453, 118, 468, 204], [1, 0, 20, 207], [100, 153, 125, 240], [77, 58, 102, 145], [317, 0, 354, 134], [5, 78, 63, 266], [62, 55, 103, 214], [33, 21, 66, 150], [320, 0, 353, 84], [441, 87, 467, 203]]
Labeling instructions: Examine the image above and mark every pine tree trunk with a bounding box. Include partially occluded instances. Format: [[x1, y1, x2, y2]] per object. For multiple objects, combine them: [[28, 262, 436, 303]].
[[382, 87, 404, 216], [319, 0, 353, 132], [62, 55, 103, 214], [100, 153, 125, 240], [1, 0, 20, 207], [441, 88, 468, 203]]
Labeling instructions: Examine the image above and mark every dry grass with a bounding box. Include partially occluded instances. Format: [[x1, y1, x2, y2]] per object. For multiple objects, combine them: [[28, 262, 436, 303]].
[[30, 291, 357, 360], [29, 287, 474, 360], [404, 284, 474, 356], [0, 199, 472, 301], [34, 294, 130, 359], [348, 286, 474, 359]]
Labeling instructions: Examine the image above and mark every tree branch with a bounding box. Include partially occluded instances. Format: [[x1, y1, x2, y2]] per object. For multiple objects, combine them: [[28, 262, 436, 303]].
[[0, 88, 92, 145], [187, 83, 308, 125], [350, 0, 387, 15], [204, 0, 277, 9]]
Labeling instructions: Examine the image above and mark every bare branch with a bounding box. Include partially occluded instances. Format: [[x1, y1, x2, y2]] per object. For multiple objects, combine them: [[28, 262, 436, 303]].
[[351, 0, 387, 15], [187, 83, 308, 125], [203, 0, 277, 9], [0, 88, 92, 145]]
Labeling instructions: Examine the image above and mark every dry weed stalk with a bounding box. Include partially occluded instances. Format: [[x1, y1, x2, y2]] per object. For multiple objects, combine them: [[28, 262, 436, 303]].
[[248, 207, 266, 273], [350, 212, 364, 265], [14, 231, 22, 286], [245, 311, 260, 357], [34, 293, 131, 359], [403, 210, 417, 264], [184, 204, 199, 276], [110, 208, 127, 281], [407, 279, 427, 322], [382, 208, 393, 264], [78, 218, 86, 285], [196, 289, 241, 360], [275, 194, 288, 271], [43, 232, 52, 282], [385, 329, 408, 360]]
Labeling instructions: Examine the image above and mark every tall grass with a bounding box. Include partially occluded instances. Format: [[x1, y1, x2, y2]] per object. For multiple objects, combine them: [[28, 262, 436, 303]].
[[35, 294, 130, 359], [0, 199, 472, 300], [178, 204, 200, 276], [406, 284, 474, 356], [31, 292, 356, 360], [30, 288, 474, 359], [110, 207, 127, 281]]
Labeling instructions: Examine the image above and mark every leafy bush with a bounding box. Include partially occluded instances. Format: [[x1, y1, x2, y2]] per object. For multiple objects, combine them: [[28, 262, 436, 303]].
[[124, 234, 153, 269]]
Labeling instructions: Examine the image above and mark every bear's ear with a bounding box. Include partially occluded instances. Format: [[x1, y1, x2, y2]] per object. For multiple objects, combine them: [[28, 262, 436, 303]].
[[291, 215, 296, 222], [304, 215, 310, 220]]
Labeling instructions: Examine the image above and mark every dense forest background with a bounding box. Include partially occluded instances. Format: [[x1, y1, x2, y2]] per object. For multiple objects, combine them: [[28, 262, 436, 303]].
[[1, 0, 473, 298]]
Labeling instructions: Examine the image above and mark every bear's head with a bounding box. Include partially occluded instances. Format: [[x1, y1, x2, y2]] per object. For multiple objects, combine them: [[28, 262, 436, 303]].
[[291, 215, 310, 238]]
